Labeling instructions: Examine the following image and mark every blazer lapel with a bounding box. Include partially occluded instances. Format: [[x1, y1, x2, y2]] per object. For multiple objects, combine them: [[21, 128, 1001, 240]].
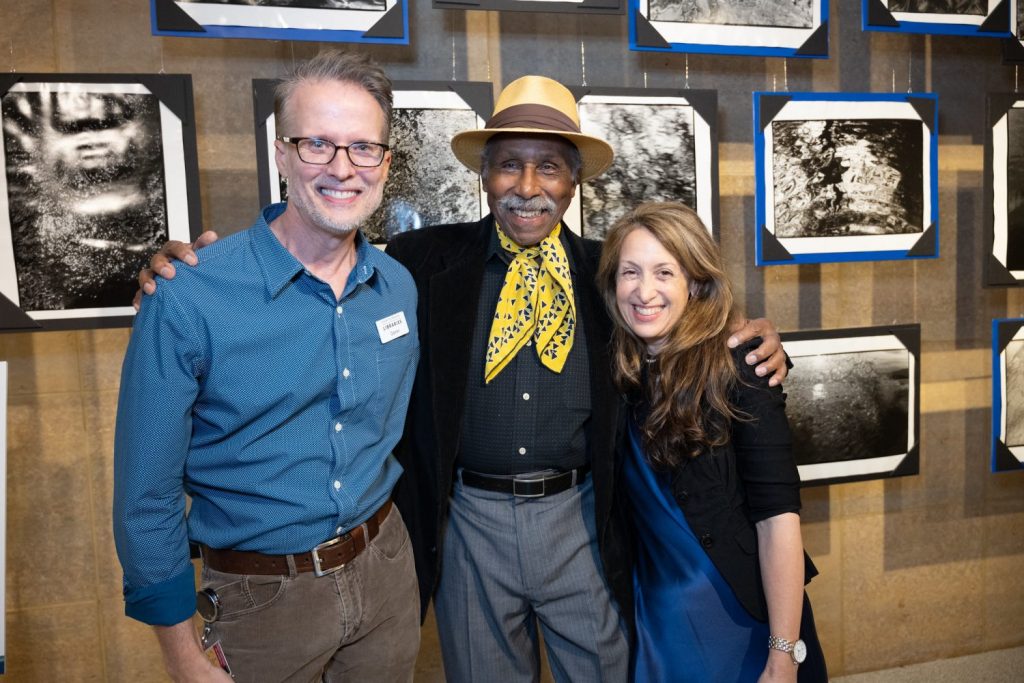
[[428, 217, 493, 468]]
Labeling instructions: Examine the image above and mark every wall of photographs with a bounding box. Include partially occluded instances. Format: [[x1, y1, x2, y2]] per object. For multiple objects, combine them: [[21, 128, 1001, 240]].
[[0, 0, 1022, 680]]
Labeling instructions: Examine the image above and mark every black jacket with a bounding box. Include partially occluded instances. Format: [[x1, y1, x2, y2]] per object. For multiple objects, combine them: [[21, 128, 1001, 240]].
[[386, 215, 633, 624], [619, 343, 818, 622]]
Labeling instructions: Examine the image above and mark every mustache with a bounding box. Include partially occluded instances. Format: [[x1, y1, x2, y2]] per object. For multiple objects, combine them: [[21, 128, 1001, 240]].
[[497, 194, 557, 214]]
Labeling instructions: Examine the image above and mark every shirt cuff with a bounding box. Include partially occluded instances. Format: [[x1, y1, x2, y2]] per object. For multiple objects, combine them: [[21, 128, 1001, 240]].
[[124, 567, 196, 626]]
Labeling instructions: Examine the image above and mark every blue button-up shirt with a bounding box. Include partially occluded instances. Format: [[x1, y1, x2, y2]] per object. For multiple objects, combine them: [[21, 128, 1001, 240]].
[[113, 203, 418, 626]]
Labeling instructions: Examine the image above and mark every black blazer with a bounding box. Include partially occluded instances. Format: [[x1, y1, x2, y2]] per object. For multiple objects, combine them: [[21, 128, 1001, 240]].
[[386, 215, 633, 623], [619, 343, 818, 622]]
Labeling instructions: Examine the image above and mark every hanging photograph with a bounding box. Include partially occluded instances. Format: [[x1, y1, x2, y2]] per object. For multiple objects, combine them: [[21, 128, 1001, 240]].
[[0, 74, 201, 332], [151, 0, 409, 44], [575, 88, 718, 240], [992, 317, 1024, 470], [862, 0, 1011, 37], [432, 0, 624, 14], [984, 94, 1024, 285], [1005, 0, 1024, 62], [755, 91, 938, 265], [254, 79, 490, 244], [782, 325, 920, 486], [629, 0, 829, 58]]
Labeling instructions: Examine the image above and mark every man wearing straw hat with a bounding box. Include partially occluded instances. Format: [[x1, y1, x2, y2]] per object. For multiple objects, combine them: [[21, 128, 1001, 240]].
[[139, 72, 787, 681], [385, 75, 786, 681]]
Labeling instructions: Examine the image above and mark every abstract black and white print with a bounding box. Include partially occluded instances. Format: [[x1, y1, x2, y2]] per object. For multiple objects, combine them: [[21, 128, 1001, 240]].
[[363, 108, 481, 243], [771, 119, 924, 238], [1005, 107, 1024, 271], [786, 348, 911, 466], [179, 0, 386, 9], [886, 0, 986, 14], [578, 102, 696, 239], [648, 0, 813, 27], [2, 87, 168, 311], [1004, 338, 1024, 447]]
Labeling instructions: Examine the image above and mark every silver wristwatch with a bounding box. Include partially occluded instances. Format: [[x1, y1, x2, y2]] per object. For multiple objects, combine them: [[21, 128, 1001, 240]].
[[768, 635, 807, 665]]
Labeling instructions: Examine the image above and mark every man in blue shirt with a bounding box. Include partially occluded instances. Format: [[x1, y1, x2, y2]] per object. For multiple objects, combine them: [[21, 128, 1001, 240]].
[[114, 52, 420, 682]]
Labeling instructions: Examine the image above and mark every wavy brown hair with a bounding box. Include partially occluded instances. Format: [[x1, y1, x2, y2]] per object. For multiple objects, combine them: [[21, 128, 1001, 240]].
[[597, 202, 742, 469]]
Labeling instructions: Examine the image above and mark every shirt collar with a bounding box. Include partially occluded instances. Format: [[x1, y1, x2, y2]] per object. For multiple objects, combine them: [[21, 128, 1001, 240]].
[[252, 203, 379, 299]]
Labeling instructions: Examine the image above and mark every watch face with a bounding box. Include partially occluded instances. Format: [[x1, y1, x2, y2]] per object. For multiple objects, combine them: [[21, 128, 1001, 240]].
[[793, 639, 807, 664], [196, 589, 219, 622]]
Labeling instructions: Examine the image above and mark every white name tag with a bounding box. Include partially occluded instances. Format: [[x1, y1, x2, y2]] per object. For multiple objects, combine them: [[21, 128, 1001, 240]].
[[376, 311, 410, 343]]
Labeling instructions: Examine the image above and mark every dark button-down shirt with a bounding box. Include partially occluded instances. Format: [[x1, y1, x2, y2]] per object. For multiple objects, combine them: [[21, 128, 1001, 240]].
[[457, 226, 591, 474], [113, 203, 419, 626]]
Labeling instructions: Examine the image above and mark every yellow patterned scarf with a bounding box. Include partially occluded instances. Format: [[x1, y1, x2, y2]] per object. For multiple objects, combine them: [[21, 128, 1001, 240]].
[[485, 223, 576, 383]]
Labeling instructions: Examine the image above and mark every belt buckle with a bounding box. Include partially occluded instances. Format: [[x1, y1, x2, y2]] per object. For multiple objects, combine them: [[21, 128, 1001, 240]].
[[311, 534, 347, 577], [512, 476, 546, 498]]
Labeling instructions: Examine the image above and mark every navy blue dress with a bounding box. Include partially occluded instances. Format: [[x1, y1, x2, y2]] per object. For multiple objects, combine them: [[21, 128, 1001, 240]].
[[624, 421, 770, 682]]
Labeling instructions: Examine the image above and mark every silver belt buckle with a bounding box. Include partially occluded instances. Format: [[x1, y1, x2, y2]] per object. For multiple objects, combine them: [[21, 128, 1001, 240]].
[[310, 535, 347, 577], [512, 476, 546, 498]]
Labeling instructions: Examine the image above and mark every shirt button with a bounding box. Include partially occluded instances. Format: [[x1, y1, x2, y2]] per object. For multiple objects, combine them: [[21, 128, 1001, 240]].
[[336, 526, 343, 535], [522, 392, 530, 401], [342, 368, 350, 379], [335, 422, 342, 432], [336, 305, 343, 315], [526, 339, 533, 347], [334, 480, 341, 490], [518, 447, 527, 455]]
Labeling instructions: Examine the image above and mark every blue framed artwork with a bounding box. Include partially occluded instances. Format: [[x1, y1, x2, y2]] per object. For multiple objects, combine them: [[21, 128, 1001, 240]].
[[984, 94, 1024, 285], [992, 317, 1024, 471], [151, 0, 409, 45], [782, 324, 920, 486], [629, 0, 828, 58], [863, 1, 1012, 37], [0, 74, 202, 332], [254, 79, 491, 244], [755, 91, 939, 266], [573, 88, 719, 241]]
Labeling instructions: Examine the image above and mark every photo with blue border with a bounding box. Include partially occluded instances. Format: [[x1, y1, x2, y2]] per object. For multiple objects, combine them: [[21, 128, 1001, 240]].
[[862, 0, 1012, 38], [151, 0, 409, 45], [629, 0, 828, 57], [992, 317, 1024, 471], [754, 91, 939, 266]]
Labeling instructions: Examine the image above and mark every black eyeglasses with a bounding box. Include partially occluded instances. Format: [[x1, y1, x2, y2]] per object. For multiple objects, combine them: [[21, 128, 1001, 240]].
[[278, 136, 389, 168]]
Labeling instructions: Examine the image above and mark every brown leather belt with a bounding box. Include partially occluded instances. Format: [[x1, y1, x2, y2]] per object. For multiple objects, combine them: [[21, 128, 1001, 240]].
[[201, 500, 392, 577]]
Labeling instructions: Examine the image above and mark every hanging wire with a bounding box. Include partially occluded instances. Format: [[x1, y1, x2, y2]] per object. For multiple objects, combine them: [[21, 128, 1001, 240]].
[[1016, 65, 1019, 93], [158, 39, 166, 75], [907, 45, 913, 93], [580, 40, 587, 87], [684, 53, 690, 89], [8, 38, 15, 72], [891, 66, 896, 93], [772, 72, 777, 92], [450, 10, 457, 81], [784, 58, 789, 91]]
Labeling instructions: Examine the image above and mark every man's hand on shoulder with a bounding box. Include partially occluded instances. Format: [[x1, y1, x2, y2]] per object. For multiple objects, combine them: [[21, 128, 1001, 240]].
[[133, 231, 220, 310], [727, 317, 787, 386]]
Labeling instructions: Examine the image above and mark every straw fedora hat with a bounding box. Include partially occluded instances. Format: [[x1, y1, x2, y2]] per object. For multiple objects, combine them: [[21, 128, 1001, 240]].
[[451, 75, 614, 183]]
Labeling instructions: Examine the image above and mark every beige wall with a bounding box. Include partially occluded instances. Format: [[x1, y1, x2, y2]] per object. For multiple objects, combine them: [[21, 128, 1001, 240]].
[[2, 1, 1023, 680]]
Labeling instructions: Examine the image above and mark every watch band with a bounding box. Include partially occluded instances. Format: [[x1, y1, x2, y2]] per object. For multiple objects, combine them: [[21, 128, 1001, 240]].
[[768, 635, 805, 665]]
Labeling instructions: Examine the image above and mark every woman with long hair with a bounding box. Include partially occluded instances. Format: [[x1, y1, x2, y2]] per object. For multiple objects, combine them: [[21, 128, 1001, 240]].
[[597, 202, 827, 682]]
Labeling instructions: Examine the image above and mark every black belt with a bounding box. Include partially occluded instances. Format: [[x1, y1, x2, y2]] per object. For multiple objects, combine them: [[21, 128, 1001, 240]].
[[460, 466, 589, 498]]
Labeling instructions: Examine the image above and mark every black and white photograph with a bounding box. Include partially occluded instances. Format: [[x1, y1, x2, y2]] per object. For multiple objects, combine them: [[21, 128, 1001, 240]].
[[576, 89, 717, 240], [991, 318, 1024, 470], [864, 0, 1009, 36], [254, 80, 489, 244], [631, 0, 828, 57], [782, 325, 920, 486], [986, 96, 1024, 285], [756, 92, 938, 265], [151, 0, 407, 44], [432, 0, 626, 15], [0, 75, 200, 331]]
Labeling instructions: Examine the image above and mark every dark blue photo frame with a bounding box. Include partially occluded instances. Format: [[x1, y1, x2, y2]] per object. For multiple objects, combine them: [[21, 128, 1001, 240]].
[[629, 0, 828, 58], [151, 0, 409, 45], [991, 317, 1024, 471], [755, 91, 939, 266], [863, 0, 1011, 38]]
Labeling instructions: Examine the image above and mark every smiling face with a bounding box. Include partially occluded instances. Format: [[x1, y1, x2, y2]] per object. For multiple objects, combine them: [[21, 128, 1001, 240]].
[[483, 134, 577, 247], [274, 79, 391, 237], [615, 226, 691, 355]]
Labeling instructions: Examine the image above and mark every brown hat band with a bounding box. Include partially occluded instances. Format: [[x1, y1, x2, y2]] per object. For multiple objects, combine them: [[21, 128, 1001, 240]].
[[486, 103, 581, 134]]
